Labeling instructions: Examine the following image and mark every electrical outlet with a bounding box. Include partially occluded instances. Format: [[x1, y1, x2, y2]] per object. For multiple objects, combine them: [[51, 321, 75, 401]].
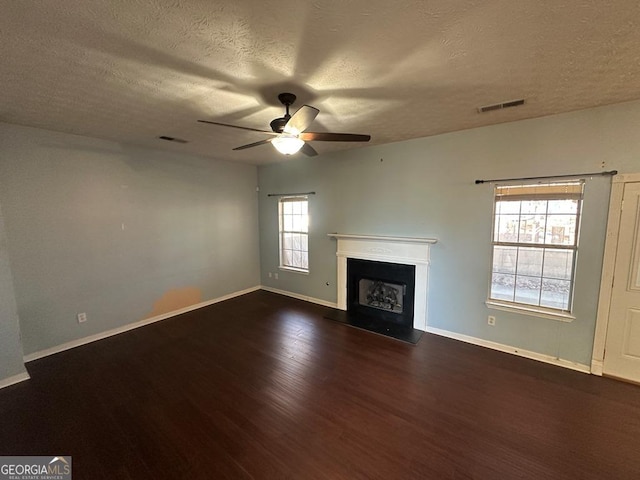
[[77, 312, 87, 323], [268, 272, 272, 278], [487, 315, 496, 326], [274, 273, 279, 280]]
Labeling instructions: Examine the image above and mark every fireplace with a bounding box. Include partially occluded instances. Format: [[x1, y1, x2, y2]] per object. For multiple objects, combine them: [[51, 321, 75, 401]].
[[328, 233, 437, 332], [347, 258, 415, 328]]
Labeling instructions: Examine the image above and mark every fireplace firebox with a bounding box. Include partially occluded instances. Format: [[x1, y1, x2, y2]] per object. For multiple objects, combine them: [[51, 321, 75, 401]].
[[347, 258, 415, 328]]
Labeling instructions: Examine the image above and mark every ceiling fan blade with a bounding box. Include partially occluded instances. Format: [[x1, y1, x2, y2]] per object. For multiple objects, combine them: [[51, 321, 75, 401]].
[[283, 105, 319, 135], [198, 119, 277, 135], [299, 132, 371, 142], [300, 143, 318, 157], [232, 138, 273, 151]]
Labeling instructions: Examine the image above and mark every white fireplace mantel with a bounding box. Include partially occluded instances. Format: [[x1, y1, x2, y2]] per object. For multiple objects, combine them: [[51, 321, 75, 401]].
[[328, 233, 437, 331]]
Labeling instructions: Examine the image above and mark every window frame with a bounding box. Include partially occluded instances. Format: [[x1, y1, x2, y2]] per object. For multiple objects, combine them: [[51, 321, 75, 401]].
[[487, 181, 584, 320], [278, 195, 309, 274]]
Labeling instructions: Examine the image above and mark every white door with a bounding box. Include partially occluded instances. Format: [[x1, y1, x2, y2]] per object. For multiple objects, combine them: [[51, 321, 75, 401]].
[[603, 182, 640, 382]]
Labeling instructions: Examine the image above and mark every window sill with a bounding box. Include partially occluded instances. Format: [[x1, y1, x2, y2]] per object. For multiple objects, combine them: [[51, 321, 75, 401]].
[[486, 300, 575, 322], [279, 266, 309, 275]]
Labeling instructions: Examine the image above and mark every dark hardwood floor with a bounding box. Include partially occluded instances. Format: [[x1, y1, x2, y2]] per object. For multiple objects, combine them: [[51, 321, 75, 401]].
[[1, 290, 639, 479]]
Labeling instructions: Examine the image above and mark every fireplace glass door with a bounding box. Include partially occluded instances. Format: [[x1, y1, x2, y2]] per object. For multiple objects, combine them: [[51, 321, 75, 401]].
[[358, 279, 404, 313]]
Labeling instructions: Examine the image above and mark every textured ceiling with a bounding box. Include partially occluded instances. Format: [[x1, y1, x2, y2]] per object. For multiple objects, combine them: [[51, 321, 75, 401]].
[[1, 0, 640, 165]]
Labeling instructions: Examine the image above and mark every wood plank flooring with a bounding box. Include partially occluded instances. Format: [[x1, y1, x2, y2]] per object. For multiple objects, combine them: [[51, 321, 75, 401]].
[[1, 290, 639, 479]]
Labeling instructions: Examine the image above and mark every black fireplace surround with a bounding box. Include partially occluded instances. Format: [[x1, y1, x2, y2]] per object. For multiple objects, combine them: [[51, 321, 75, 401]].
[[347, 258, 416, 328]]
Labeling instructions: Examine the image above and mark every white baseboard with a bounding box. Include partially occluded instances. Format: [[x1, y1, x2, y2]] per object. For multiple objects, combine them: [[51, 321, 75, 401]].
[[426, 326, 592, 374], [260, 286, 338, 309], [20, 286, 592, 376], [24, 286, 261, 363], [0, 371, 30, 390]]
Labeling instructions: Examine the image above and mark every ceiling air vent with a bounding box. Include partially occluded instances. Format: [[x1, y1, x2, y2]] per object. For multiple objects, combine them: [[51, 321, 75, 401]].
[[478, 99, 525, 113], [158, 135, 188, 144]]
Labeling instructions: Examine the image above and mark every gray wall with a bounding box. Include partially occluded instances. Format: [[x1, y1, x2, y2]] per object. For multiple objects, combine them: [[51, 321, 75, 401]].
[[259, 99, 640, 367], [0, 200, 27, 380], [0, 123, 260, 357]]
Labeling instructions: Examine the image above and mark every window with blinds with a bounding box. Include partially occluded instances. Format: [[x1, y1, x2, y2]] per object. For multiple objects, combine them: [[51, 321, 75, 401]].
[[279, 196, 309, 272], [489, 181, 584, 312]]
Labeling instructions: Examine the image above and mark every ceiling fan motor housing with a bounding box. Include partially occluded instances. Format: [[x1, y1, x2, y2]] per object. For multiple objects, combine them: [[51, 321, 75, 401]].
[[270, 116, 289, 133]]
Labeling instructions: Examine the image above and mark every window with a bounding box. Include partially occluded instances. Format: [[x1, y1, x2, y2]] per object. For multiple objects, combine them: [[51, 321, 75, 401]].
[[279, 196, 309, 272], [489, 181, 584, 313]]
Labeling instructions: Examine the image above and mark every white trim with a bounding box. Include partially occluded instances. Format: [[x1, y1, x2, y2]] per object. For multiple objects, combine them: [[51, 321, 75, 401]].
[[0, 372, 30, 390], [278, 266, 309, 275], [260, 286, 338, 308], [592, 174, 633, 373], [612, 172, 640, 184], [486, 301, 575, 322], [336, 251, 431, 266], [591, 359, 604, 376], [328, 233, 438, 244], [426, 326, 591, 374], [24, 286, 261, 362]]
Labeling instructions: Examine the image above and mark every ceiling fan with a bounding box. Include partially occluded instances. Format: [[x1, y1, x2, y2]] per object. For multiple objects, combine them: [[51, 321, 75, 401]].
[[198, 93, 371, 156]]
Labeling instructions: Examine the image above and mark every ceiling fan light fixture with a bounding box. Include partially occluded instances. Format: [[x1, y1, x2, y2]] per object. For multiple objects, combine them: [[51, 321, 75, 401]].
[[271, 135, 304, 155]]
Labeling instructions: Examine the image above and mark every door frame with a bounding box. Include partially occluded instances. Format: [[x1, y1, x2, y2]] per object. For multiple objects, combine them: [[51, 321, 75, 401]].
[[592, 172, 640, 375]]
